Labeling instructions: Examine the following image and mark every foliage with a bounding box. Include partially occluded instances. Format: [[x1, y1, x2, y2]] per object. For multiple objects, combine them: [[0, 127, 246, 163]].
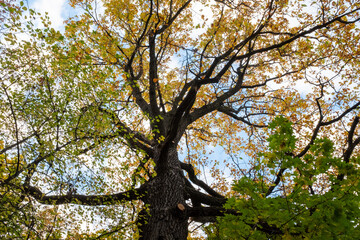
[[0, 0, 360, 239], [214, 116, 360, 239]]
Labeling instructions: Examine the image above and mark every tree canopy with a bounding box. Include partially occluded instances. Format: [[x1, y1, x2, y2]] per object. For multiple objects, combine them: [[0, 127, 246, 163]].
[[1, 0, 360, 239]]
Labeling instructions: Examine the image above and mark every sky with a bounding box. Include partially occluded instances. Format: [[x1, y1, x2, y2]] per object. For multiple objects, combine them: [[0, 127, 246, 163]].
[[27, 0, 214, 31], [28, 0, 67, 28], [27, 0, 80, 30]]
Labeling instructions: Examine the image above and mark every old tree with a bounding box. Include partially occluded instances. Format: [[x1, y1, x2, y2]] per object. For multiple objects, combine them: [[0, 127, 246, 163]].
[[1, 0, 360, 238]]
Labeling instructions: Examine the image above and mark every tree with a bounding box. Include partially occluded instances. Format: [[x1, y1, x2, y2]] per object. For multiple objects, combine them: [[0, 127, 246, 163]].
[[1, 0, 360, 239], [207, 116, 360, 239]]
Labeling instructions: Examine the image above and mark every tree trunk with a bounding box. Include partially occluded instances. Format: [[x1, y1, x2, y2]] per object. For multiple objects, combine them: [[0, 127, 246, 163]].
[[138, 147, 188, 240]]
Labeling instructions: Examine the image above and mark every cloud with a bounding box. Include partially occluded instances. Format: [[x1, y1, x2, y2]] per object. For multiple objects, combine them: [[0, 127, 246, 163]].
[[31, 0, 66, 30]]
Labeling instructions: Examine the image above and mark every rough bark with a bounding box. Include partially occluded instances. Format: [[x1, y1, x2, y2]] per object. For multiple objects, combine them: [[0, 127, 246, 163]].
[[138, 147, 188, 240]]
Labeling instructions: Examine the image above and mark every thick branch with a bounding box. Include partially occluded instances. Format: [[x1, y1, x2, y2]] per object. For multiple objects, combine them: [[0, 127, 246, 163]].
[[337, 116, 360, 182], [128, 76, 152, 117], [0, 133, 36, 155], [187, 206, 283, 235], [266, 168, 286, 197], [185, 186, 226, 206], [322, 101, 360, 126], [99, 107, 154, 156], [347, 116, 359, 146], [24, 184, 146, 206], [187, 206, 237, 221], [180, 162, 225, 199], [148, 35, 161, 121]]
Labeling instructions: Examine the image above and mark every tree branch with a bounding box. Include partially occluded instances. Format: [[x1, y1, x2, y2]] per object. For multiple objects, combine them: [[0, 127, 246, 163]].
[[0, 133, 36, 155], [266, 168, 286, 197], [186, 205, 284, 235], [99, 107, 154, 156], [24, 184, 146, 206], [155, 0, 192, 35], [235, 8, 360, 61], [185, 186, 226, 206], [218, 106, 267, 128], [180, 162, 225, 199], [337, 116, 360, 182]]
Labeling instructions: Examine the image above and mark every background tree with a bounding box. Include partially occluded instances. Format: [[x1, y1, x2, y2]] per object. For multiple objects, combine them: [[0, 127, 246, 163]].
[[1, 0, 360, 239], [208, 116, 360, 239]]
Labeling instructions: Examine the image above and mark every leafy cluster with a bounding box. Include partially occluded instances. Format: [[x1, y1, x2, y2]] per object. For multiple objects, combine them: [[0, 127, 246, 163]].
[[213, 117, 360, 239]]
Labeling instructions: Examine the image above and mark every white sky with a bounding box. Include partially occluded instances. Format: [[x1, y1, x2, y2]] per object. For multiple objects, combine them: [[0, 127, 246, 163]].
[[32, 0, 66, 27], [28, 0, 73, 30]]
